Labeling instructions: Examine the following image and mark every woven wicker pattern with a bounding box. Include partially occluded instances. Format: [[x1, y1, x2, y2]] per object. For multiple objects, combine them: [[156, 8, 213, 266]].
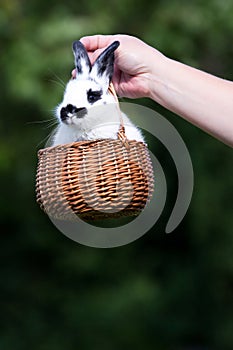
[[36, 137, 154, 221], [36, 84, 154, 221]]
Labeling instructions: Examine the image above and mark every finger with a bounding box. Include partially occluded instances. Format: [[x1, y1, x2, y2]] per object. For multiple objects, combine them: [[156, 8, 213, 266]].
[[71, 69, 76, 78], [80, 35, 115, 52]]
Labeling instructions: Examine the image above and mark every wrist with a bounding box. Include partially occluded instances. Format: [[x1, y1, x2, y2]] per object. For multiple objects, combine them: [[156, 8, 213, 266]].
[[146, 52, 171, 103]]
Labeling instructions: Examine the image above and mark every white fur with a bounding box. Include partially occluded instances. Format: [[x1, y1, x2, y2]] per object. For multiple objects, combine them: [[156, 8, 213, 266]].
[[52, 79, 144, 146]]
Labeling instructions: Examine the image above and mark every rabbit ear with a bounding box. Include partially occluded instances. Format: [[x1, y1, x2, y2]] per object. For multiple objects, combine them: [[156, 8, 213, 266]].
[[72, 40, 91, 77], [91, 41, 120, 87]]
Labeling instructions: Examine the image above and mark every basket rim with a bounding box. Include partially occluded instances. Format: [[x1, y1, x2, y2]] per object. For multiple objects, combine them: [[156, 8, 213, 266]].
[[37, 138, 147, 156]]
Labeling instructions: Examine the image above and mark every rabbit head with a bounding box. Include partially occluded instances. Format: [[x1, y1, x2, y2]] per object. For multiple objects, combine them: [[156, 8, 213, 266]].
[[56, 40, 120, 127]]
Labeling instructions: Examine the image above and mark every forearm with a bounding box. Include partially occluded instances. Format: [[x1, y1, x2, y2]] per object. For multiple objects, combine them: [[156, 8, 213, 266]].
[[149, 56, 233, 146]]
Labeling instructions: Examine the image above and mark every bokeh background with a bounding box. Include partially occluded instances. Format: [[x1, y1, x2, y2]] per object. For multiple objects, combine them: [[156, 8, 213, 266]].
[[1, 0, 233, 349]]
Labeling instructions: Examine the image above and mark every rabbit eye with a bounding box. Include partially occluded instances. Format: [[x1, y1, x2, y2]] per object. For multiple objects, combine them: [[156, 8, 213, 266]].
[[87, 89, 102, 104]]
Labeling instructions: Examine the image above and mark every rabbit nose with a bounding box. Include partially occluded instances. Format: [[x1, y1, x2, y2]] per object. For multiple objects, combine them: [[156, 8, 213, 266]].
[[60, 104, 87, 122]]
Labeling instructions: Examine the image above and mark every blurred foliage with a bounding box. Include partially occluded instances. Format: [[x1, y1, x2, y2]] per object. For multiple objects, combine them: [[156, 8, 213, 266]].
[[0, 0, 233, 349]]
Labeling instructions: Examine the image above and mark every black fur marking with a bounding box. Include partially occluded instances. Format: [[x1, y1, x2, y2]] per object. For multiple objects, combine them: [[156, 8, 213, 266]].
[[67, 104, 77, 114], [60, 105, 87, 123], [87, 89, 103, 104], [76, 107, 88, 118], [94, 41, 120, 83], [72, 41, 91, 74], [60, 107, 68, 122]]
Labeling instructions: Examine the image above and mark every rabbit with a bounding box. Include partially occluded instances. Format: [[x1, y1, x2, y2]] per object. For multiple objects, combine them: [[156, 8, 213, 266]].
[[51, 40, 145, 146]]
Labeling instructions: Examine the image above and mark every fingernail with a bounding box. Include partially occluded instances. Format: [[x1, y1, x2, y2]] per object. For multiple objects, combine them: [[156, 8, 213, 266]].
[[71, 69, 76, 78]]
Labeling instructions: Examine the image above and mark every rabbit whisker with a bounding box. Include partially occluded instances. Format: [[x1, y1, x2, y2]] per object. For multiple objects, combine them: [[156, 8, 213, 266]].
[[37, 128, 58, 148], [48, 70, 66, 89], [26, 118, 55, 125]]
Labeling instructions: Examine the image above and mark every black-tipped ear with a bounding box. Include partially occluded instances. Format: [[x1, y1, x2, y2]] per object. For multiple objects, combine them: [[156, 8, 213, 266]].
[[92, 41, 120, 85], [72, 40, 91, 76]]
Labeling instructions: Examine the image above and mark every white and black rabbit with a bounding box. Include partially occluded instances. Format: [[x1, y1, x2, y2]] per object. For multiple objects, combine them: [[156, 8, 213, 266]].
[[52, 40, 144, 146]]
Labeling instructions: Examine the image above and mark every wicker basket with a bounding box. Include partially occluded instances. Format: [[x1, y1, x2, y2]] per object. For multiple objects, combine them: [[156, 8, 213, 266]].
[[36, 85, 154, 221]]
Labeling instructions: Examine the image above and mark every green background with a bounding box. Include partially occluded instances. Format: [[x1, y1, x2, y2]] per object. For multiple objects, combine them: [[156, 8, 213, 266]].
[[0, 0, 233, 349]]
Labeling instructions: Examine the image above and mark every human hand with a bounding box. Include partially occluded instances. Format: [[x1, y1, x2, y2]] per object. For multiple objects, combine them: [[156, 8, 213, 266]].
[[71, 34, 233, 146], [72, 34, 165, 99]]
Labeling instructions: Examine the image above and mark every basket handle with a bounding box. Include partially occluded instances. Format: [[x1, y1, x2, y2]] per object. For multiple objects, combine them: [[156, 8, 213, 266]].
[[108, 83, 129, 145]]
